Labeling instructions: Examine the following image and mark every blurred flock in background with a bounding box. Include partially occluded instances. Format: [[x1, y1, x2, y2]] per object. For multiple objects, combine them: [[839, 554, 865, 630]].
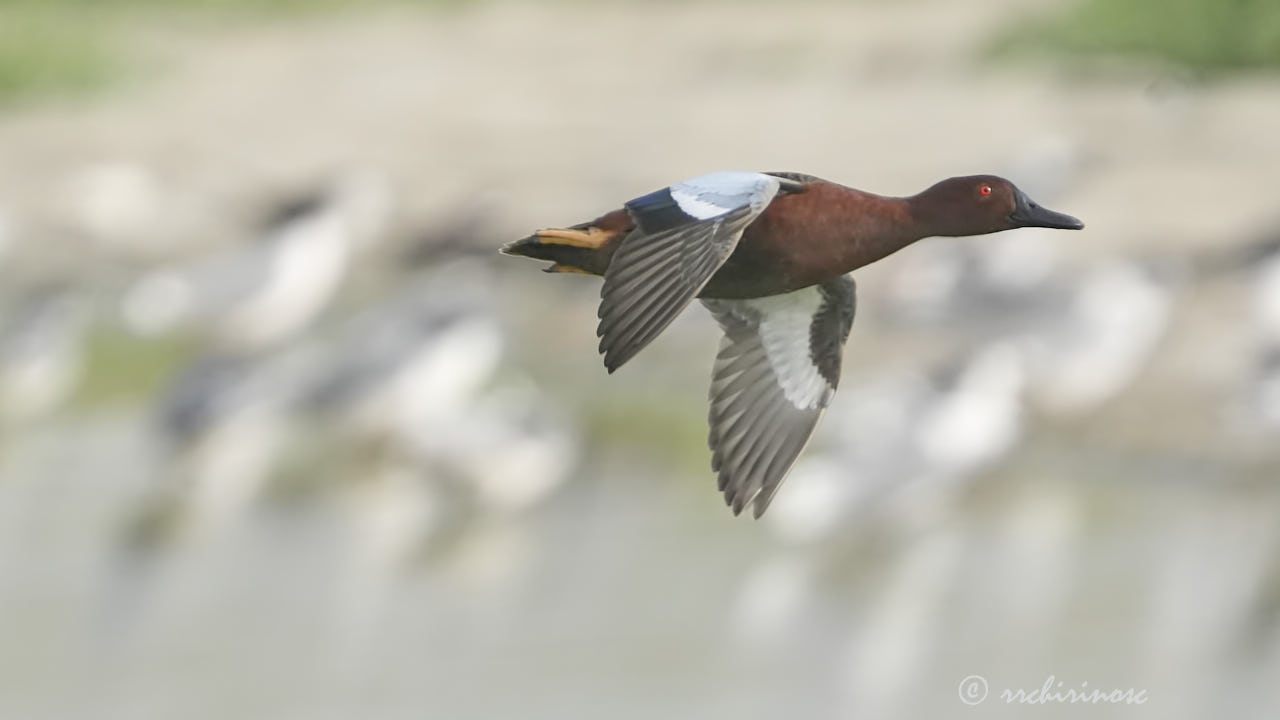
[[1, 0, 1279, 718]]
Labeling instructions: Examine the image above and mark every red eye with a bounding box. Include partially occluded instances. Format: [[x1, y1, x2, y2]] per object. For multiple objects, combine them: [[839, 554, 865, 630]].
[[979, 185, 992, 196]]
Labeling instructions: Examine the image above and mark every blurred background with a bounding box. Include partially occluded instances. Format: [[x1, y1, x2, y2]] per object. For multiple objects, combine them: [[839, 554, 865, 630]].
[[0, 0, 1278, 717]]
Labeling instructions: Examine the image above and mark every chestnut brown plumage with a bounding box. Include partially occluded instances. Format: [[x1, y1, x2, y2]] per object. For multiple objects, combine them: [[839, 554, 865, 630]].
[[503, 171, 1083, 517]]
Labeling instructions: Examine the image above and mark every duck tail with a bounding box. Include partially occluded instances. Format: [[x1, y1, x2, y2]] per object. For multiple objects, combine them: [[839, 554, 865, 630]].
[[501, 222, 624, 276]]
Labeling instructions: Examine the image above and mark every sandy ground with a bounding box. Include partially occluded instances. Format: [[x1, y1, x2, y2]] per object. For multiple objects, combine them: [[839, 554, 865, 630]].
[[0, 1, 1276, 255]]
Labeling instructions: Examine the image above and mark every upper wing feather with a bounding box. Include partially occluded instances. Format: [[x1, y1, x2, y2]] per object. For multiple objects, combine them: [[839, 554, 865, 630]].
[[596, 172, 783, 372]]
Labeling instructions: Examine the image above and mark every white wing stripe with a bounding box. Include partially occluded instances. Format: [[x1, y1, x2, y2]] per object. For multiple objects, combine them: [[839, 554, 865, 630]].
[[701, 275, 854, 517], [747, 288, 831, 410]]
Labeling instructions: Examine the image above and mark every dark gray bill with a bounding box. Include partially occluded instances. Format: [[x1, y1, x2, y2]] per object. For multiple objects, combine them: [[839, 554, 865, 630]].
[[1010, 189, 1085, 230]]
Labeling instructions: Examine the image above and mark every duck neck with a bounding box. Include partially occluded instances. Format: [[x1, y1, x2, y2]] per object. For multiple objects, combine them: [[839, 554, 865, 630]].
[[903, 191, 953, 239], [835, 193, 930, 272]]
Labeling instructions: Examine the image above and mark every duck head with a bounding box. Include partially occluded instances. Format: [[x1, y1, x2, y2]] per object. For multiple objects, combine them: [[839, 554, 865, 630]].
[[912, 175, 1084, 237]]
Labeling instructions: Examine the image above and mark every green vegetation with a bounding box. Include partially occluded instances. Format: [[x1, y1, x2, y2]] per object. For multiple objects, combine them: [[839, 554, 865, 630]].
[[581, 391, 711, 470], [0, 6, 121, 106], [74, 327, 195, 407], [998, 0, 1280, 72], [6, 0, 1277, 107], [0, 0, 470, 107]]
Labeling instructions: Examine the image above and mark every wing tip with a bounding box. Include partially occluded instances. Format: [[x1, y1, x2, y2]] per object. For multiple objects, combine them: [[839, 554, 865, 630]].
[[599, 340, 635, 374], [750, 490, 777, 519], [728, 493, 745, 516], [721, 483, 776, 519]]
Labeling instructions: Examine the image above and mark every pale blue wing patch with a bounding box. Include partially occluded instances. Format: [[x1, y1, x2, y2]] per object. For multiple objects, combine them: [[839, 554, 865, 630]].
[[669, 171, 782, 220]]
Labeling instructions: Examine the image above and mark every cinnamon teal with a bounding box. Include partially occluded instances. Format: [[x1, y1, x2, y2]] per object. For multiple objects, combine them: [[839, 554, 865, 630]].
[[502, 171, 1084, 517]]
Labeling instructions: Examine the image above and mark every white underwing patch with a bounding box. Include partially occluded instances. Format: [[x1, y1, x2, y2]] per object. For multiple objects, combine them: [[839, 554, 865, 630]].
[[747, 287, 831, 410]]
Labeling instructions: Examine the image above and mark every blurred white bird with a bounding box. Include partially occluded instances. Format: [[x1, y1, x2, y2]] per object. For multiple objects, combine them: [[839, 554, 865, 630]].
[[1253, 350, 1280, 430], [1252, 242, 1280, 342], [121, 173, 390, 352], [307, 269, 577, 515], [883, 139, 1081, 328], [411, 380, 578, 514], [0, 289, 90, 423], [881, 232, 1066, 330], [764, 342, 1027, 550], [1192, 226, 1280, 432], [780, 258, 1172, 541], [764, 370, 933, 545], [148, 345, 319, 537], [64, 162, 168, 257], [887, 245, 1175, 418], [913, 340, 1027, 477], [307, 267, 505, 446], [1249, 248, 1280, 428], [1022, 260, 1175, 416]]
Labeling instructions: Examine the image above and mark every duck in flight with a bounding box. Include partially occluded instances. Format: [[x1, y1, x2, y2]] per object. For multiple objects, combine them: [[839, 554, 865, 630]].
[[502, 171, 1084, 517]]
